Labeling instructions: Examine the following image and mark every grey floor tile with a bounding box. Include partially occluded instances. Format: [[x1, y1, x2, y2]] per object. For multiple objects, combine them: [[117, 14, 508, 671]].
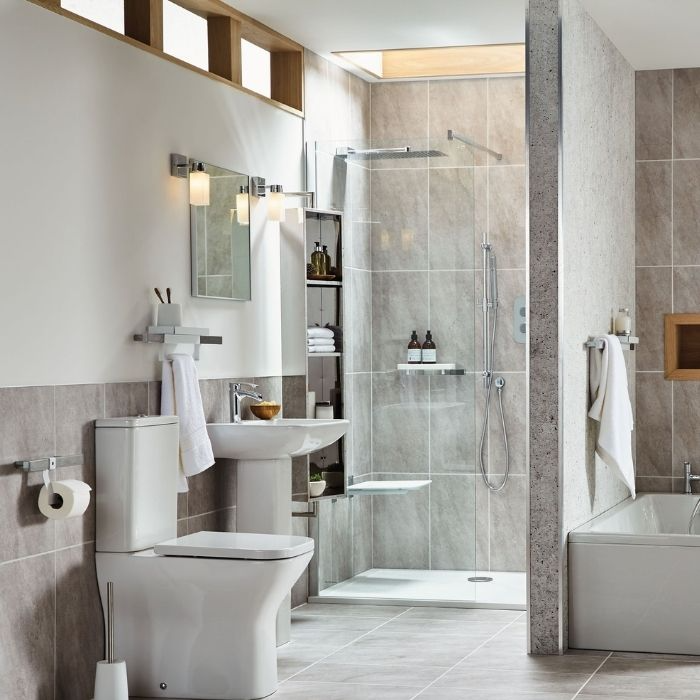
[[291, 661, 445, 687], [579, 671, 700, 698], [381, 617, 508, 638], [401, 607, 523, 623], [599, 656, 700, 681], [275, 680, 423, 699], [461, 646, 605, 674], [295, 603, 409, 618], [433, 667, 589, 694], [291, 613, 386, 633], [417, 689, 575, 700]]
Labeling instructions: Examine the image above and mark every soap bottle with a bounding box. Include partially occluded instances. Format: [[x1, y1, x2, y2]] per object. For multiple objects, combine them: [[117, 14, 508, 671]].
[[614, 308, 631, 336], [407, 330, 421, 364], [322, 245, 332, 277], [422, 331, 437, 364], [311, 241, 326, 276]]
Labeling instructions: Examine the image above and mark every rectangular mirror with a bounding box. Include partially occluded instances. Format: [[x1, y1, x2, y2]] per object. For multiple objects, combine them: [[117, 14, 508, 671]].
[[191, 162, 251, 301]]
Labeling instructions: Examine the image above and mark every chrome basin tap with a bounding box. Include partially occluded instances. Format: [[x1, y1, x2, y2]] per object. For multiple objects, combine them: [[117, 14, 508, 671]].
[[229, 382, 263, 423], [684, 461, 700, 495]]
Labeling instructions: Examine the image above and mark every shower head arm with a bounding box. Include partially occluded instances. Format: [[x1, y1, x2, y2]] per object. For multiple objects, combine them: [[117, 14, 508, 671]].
[[447, 129, 503, 161]]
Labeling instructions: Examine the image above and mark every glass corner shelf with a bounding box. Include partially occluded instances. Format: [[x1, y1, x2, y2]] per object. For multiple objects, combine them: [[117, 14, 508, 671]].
[[397, 363, 466, 375]]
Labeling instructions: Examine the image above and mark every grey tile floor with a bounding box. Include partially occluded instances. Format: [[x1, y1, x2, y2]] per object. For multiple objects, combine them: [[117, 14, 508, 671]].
[[274, 603, 700, 699]]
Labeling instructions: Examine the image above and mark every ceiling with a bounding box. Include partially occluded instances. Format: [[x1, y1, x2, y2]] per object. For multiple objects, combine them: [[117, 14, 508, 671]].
[[582, 0, 700, 70], [222, 0, 526, 79]]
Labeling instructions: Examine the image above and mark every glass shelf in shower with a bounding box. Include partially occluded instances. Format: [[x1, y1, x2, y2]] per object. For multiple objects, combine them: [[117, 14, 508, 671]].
[[397, 363, 466, 375]]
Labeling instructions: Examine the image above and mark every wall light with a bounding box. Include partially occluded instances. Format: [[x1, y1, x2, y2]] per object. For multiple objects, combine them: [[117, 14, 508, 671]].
[[189, 162, 210, 207], [250, 176, 316, 223], [267, 185, 286, 222], [235, 185, 249, 225]]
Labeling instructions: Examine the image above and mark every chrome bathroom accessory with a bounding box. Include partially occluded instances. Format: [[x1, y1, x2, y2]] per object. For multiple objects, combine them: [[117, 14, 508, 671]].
[[230, 382, 264, 423], [447, 129, 503, 160], [585, 336, 638, 350], [684, 461, 700, 495], [133, 325, 222, 361], [477, 239, 510, 492], [15, 454, 83, 507]]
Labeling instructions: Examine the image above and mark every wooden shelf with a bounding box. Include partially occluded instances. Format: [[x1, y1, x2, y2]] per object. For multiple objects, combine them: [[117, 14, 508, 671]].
[[665, 314, 700, 380]]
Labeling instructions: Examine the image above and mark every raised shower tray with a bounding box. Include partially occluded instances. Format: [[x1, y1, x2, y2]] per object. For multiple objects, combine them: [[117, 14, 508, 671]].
[[347, 480, 431, 496], [397, 363, 466, 375]]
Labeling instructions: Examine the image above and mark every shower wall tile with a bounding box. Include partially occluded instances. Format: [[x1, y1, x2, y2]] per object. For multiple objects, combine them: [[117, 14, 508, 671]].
[[488, 77, 526, 165], [428, 79, 487, 166], [104, 381, 148, 417], [488, 165, 527, 270], [372, 473, 430, 569], [0, 552, 55, 700], [488, 474, 527, 572], [635, 70, 672, 161], [352, 495, 373, 575], [371, 81, 429, 142], [672, 381, 700, 478], [673, 160, 700, 265], [372, 373, 429, 474], [635, 161, 672, 267], [673, 265, 700, 313], [636, 476, 673, 493], [0, 385, 55, 563], [55, 544, 104, 700], [673, 68, 700, 159], [429, 168, 476, 270], [371, 169, 429, 271], [488, 372, 527, 476], [429, 375, 475, 474], [332, 496, 353, 583], [429, 270, 475, 371], [635, 372, 672, 478], [349, 269, 372, 373], [349, 72, 371, 142], [351, 373, 372, 477], [430, 475, 476, 570], [371, 271, 429, 372], [635, 265, 671, 371]]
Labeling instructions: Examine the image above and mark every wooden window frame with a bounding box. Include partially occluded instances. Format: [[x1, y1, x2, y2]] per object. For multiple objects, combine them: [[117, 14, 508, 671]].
[[28, 0, 304, 116]]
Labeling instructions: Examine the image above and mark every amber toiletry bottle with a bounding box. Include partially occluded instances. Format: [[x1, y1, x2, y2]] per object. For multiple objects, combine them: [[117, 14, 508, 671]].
[[407, 330, 422, 364], [311, 241, 326, 276], [422, 331, 437, 364], [322, 245, 332, 277]]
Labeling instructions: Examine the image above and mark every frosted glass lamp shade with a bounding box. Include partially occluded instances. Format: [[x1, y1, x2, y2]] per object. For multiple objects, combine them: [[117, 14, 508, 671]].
[[236, 191, 250, 225], [189, 165, 210, 206], [267, 191, 286, 222]]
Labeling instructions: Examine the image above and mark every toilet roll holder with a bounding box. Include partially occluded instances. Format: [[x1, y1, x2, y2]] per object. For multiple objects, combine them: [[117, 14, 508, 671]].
[[15, 454, 84, 506]]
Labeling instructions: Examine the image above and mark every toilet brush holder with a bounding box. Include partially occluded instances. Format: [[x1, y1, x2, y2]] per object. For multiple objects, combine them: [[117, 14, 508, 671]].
[[92, 581, 129, 700]]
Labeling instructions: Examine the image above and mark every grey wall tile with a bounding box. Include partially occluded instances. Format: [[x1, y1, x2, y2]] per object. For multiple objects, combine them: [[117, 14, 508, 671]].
[[429, 375, 475, 474], [672, 382, 700, 478], [488, 77, 526, 165], [199, 378, 225, 423], [673, 160, 700, 265], [104, 382, 148, 418], [349, 73, 370, 142], [635, 373, 672, 478], [55, 544, 104, 700], [488, 474, 527, 571], [371, 82, 428, 143], [636, 266, 671, 370], [332, 497, 353, 582], [348, 269, 372, 373], [488, 166, 526, 270], [488, 372, 527, 476], [673, 265, 700, 313], [429, 79, 487, 166], [674, 68, 700, 159], [0, 385, 55, 563], [429, 270, 475, 372], [187, 461, 236, 517], [351, 374, 372, 477], [429, 168, 475, 271], [0, 553, 55, 699], [372, 271, 429, 373], [371, 169, 429, 271], [636, 161, 672, 267], [430, 475, 476, 570], [636, 476, 673, 493], [372, 373, 429, 474], [352, 495, 372, 575], [372, 473, 429, 569], [635, 70, 672, 160], [147, 380, 161, 415]]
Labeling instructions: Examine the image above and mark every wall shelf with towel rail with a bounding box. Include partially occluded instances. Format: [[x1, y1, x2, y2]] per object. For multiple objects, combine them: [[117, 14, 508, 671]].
[[133, 326, 222, 360], [585, 336, 638, 351]]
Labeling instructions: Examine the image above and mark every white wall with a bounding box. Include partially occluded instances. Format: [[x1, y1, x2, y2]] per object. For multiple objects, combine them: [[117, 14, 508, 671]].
[[0, 0, 305, 387], [561, 0, 636, 532]]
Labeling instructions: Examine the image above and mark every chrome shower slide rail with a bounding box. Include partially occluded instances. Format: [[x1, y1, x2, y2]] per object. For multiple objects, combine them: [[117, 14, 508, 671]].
[[447, 129, 503, 160]]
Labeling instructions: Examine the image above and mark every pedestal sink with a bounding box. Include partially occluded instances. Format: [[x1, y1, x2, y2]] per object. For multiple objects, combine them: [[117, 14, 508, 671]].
[[207, 418, 349, 644]]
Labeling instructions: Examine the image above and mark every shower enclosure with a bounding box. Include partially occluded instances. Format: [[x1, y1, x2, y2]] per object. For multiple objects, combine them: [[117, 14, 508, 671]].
[[306, 127, 526, 609]]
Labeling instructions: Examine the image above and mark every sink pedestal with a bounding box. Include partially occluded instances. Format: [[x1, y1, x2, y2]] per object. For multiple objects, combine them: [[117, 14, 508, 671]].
[[237, 456, 292, 646]]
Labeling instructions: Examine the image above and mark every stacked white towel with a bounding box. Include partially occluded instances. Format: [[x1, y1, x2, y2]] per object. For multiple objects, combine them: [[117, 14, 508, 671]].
[[307, 326, 335, 353], [161, 353, 215, 493], [588, 334, 635, 498]]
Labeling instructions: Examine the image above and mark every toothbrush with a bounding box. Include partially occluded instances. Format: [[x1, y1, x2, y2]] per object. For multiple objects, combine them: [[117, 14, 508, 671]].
[[166, 287, 172, 304], [154, 287, 165, 304]]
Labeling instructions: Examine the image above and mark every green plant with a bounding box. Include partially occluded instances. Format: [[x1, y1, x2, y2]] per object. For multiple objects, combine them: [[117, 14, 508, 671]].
[[309, 473, 323, 482]]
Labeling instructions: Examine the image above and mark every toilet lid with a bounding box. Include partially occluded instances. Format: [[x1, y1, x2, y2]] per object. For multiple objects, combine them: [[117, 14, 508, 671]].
[[154, 531, 314, 560]]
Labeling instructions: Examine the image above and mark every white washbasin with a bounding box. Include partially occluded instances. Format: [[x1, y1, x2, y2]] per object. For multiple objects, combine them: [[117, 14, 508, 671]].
[[207, 418, 349, 460]]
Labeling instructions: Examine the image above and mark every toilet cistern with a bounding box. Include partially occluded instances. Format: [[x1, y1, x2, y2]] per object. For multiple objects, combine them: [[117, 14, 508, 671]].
[[230, 382, 263, 423]]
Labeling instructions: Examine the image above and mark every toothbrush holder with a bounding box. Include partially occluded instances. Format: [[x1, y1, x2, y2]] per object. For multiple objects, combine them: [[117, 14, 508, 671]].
[[156, 303, 182, 326]]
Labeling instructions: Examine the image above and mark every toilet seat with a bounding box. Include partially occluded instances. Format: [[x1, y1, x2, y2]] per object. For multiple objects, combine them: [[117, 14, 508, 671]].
[[153, 530, 314, 560]]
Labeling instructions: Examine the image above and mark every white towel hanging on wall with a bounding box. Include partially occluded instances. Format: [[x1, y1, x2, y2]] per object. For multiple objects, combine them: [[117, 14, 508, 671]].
[[588, 334, 636, 498]]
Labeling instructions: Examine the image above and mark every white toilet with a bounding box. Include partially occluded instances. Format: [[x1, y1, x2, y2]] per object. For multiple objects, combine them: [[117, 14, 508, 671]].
[[94, 416, 314, 700]]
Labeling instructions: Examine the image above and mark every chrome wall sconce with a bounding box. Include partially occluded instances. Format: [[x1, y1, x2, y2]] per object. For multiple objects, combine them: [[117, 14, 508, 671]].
[[171, 154, 210, 206], [250, 176, 315, 222]]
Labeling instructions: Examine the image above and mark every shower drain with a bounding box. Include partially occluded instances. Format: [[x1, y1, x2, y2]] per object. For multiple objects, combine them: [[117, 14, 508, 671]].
[[468, 576, 494, 583]]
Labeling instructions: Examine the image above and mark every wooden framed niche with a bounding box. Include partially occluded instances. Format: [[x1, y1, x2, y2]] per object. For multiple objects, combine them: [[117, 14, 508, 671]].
[[665, 314, 700, 380]]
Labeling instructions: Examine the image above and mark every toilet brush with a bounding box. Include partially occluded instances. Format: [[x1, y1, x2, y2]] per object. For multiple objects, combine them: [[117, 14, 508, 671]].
[[92, 581, 129, 700]]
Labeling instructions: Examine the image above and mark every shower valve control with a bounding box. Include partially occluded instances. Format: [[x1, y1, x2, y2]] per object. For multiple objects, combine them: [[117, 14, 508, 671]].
[[514, 296, 526, 344]]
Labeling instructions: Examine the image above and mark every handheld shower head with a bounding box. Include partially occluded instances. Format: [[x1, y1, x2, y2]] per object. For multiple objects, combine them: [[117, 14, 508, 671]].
[[489, 252, 498, 304]]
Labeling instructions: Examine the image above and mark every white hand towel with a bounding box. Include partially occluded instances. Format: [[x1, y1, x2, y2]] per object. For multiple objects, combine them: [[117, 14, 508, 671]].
[[307, 327, 335, 339], [308, 345, 336, 353], [588, 335, 635, 498], [307, 337, 336, 346], [161, 354, 215, 493]]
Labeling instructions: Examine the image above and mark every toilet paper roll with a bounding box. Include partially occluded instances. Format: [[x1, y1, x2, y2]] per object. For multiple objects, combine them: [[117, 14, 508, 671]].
[[38, 479, 91, 520]]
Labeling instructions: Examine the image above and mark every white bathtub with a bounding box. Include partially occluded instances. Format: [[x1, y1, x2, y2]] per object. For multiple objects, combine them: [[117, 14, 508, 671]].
[[569, 493, 700, 655]]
